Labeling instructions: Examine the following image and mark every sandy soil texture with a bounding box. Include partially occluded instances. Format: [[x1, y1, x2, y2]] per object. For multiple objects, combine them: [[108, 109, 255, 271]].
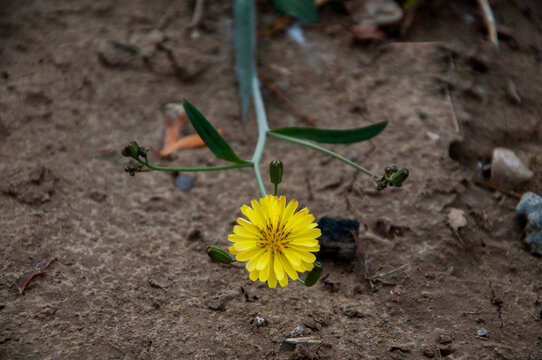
[[1, 1, 541, 359]]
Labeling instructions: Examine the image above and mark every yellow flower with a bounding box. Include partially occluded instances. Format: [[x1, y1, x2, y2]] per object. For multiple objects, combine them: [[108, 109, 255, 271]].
[[228, 195, 321, 288]]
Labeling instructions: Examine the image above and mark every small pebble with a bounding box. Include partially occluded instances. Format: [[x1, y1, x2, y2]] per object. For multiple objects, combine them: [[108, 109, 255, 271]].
[[490, 148, 533, 187], [438, 334, 453, 344], [477, 328, 488, 337], [517, 192, 542, 255], [254, 316, 266, 327], [421, 290, 432, 299], [175, 174, 195, 191], [476, 317, 485, 324], [290, 326, 311, 337]]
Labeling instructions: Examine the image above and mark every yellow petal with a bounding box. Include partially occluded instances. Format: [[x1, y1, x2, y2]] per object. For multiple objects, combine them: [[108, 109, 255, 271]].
[[233, 225, 260, 239], [228, 234, 254, 243], [268, 258, 277, 288], [289, 248, 316, 263], [237, 218, 262, 236], [241, 204, 261, 225], [274, 253, 285, 281], [283, 248, 301, 267], [283, 199, 299, 223], [251, 200, 268, 228], [249, 270, 259, 281], [246, 258, 258, 271], [232, 241, 258, 252], [288, 238, 320, 246], [259, 262, 270, 282], [278, 275, 288, 287], [280, 253, 299, 280], [289, 227, 321, 239], [289, 244, 320, 252], [237, 247, 265, 262], [256, 250, 271, 271]]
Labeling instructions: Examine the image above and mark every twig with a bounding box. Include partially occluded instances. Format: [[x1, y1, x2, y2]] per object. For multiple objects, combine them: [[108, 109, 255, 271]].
[[187, 0, 205, 29], [452, 228, 469, 249], [446, 89, 460, 135], [474, 179, 520, 199], [260, 75, 316, 126], [157, 0, 185, 30], [477, 0, 499, 48], [368, 264, 409, 280]]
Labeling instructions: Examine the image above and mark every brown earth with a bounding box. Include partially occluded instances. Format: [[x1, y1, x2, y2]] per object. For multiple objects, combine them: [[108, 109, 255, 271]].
[[1, 0, 541, 359]]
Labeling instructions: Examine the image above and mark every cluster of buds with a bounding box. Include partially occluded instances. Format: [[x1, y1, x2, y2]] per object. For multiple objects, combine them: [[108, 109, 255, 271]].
[[122, 141, 148, 161], [375, 166, 409, 191], [121, 141, 149, 176]]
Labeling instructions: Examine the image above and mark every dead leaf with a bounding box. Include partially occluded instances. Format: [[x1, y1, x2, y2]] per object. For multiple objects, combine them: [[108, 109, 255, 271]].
[[15, 256, 56, 295], [154, 111, 223, 157], [447, 208, 467, 232]]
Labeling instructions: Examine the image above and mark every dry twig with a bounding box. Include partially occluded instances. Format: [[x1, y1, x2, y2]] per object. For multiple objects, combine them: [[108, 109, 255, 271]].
[[187, 0, 205, 29], [477, 0, 499, 48], [260, 75, 316, 126]]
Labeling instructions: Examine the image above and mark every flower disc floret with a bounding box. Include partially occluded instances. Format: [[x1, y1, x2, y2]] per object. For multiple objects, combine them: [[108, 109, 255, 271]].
[[228, 195, 321, 288]]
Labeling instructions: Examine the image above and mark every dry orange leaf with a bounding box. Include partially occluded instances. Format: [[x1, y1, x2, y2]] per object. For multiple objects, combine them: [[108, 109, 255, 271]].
[[155, 113, 223, 157], [15, 256, 56, 295]]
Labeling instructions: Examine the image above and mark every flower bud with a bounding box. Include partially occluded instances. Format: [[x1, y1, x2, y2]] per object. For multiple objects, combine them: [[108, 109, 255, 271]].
[[138, 146, 149, 158], [206, 245, 234, 264], [121, 141, 140, 159], [390, 168, 409, 187], [124, 162, 143, 176], [269, 160, 284, 185], [303, 262, 323, 286], [375, 180, 388, 191]]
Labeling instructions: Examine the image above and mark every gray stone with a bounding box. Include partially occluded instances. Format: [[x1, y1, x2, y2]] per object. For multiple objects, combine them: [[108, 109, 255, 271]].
[[517, 192, 542, 255], [490, 148, 533, 187], [175, 174, 195, 191]]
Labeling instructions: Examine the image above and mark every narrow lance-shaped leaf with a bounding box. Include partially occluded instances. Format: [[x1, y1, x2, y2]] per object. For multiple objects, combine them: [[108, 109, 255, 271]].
[[182, 99, 249, 164], [234, 0, 255, 120], [269, 122, 388, 144], [274, 0, 318, 23]]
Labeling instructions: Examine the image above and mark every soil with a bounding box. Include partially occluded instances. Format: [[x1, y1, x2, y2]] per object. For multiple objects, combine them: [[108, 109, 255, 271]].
[[1, 0, 541, 359]]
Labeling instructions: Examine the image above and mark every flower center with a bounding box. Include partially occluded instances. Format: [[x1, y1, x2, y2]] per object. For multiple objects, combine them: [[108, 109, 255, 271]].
[[258, 222, 290, 254]]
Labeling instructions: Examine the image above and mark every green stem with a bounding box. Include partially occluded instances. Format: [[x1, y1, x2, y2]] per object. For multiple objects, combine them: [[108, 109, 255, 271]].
[[137, 158, 252, 172], [296, 278, 306, 285], [251, 74, 269, 197], [268, 132, 378, 178], [274, 184, 278, 196]]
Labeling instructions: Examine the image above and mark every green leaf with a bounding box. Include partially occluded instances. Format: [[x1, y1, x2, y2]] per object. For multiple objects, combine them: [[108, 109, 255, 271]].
[[182, 99, 249, 164], [274, 0, 318, 23], [269, 122, 388, 144], [234, 0, 255, 120]]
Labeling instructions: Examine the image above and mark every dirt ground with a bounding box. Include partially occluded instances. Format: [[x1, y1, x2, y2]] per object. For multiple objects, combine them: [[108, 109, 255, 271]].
[[1, 0, 541, 359]]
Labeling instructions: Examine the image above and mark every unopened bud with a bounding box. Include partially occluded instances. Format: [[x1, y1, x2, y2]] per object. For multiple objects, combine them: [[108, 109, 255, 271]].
[[138, 146, 149, 158], [269, 160, 284, 185], [390, 168, 409, 187], [303, 262, 323, 286], [124, 162, 143, 176], [375, 180, 388, 191], [121, 141, 140, 159], [206, 245, 234, 264]]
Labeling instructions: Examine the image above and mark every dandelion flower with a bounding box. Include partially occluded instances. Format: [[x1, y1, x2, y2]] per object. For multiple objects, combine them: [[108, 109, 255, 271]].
[[228, 195, 321, 288]]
